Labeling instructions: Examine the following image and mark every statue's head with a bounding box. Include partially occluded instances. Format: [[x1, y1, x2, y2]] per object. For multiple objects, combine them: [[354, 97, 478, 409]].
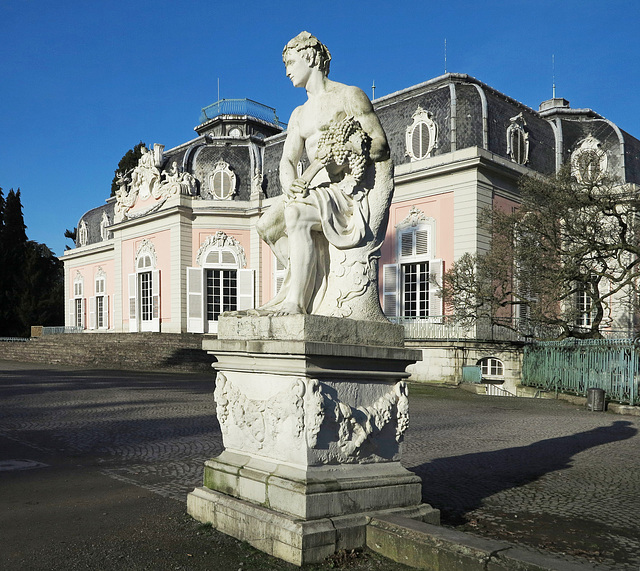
[[283, 31, 331, 76]]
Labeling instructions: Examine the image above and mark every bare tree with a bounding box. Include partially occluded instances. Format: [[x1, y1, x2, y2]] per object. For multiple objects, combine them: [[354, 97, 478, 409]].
[[442, 167, 640, 339]]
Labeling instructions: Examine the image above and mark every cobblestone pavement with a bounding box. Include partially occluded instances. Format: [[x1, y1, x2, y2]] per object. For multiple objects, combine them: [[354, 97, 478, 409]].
[[1, 361, 639, 570]]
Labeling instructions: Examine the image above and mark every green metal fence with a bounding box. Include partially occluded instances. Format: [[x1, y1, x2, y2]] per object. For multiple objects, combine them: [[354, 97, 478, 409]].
[[522, 338, 639, 405]]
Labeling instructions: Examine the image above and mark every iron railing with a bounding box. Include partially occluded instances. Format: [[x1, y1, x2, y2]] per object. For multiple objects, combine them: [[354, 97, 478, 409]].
[[392, 316, 533, 342], [199, 99, 287, 129], [522, 338, 640, 405], [42, 326, 84, 335]]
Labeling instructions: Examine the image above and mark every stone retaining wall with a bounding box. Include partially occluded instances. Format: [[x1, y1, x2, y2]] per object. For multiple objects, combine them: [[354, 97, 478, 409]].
[[0, 333, 213, 373]]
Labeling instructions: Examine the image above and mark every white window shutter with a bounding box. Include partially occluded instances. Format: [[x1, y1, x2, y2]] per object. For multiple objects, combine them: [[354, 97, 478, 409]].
[[80, 298, 86, 329], [237, 269, 255, 311], [151, 269, 160, 332], [382, 264, 399, 318], [128, 273, 138, 332], [429, 259, 443, 320], [415, 229, 430, 256], [69, 299, 75, 328], [103, 295, 109, 329], [187, 267, 205, 333], [89, 297, 96, 330], [400, 231, 414, 258]]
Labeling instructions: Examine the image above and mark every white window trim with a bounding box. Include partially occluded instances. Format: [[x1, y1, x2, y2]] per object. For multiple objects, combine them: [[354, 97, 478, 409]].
[[71, 271, 85, 329], [130, 240, 160, 332], [187, 232, 254, 333], [382, 207, 442, 320]]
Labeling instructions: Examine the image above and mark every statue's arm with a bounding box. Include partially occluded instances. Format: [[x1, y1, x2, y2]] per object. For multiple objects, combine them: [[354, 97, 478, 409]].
[[347, 87, 390, 162], [280, 107, 305, 196]]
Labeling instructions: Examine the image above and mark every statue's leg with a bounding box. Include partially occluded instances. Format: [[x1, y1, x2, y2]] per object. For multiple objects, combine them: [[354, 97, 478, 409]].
[[257, 198, 288, 267], [279, 201, 322, 314]]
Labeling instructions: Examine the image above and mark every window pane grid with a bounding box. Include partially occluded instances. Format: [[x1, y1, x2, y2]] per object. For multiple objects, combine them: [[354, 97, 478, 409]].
[[140, 272, 152, 321], [207, 269, 237, 321], [403, 262, 429, 318], [97, 296, 104, 328]]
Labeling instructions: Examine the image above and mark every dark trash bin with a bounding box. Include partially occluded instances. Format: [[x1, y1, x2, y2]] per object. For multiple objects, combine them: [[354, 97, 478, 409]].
[[587, 387, 605, 412]]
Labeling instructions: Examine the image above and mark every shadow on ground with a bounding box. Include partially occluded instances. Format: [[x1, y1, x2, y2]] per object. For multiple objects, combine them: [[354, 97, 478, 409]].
[[412, 420, 637, 524]]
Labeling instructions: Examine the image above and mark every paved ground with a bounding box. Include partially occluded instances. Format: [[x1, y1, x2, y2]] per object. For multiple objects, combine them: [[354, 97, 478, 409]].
[[1, 360, 639, 570]]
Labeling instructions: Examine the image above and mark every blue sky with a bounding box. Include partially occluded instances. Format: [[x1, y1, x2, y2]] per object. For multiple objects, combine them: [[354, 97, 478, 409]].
[[2, 0, 639, 257]]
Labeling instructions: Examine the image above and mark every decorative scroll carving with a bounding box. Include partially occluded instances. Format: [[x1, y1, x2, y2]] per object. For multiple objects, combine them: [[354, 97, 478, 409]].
[[396, 205, 433, 229], [114, 144, 199, 222], [135, 239, 157, 268], [195, 231, 247, 269]]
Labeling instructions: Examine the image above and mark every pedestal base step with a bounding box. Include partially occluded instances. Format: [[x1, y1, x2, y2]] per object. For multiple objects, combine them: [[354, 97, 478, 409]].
[[187, 486, 439, 566]]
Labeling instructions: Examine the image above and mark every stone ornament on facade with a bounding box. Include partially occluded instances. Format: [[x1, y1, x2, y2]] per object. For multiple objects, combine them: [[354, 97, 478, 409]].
[[213, 371, 410, 464], [114, 144, 199, 222], [396, 205, 433, 229], [406, 106, 438, 161], [506, 113, 529, 165], [100, 212, 111, 241], [78, 220, 88, 247], [207, 160, 237, 200], [195, 231, 247, 269], [571, 135, 608, 184], [135, 239, 157, 269]]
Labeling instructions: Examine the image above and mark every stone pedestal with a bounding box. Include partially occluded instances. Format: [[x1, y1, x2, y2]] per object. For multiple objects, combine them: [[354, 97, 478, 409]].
[[187, 315, 439, 565]]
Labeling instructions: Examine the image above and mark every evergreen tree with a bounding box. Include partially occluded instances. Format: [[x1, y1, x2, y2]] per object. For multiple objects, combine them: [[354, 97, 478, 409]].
[[110, 141, 147, 196], [20, 241, 64, 333], [1, 189, 28, 335], [64, 227, 77, 250], [0, 188, 5, 333], [0, 188, 63, 336]]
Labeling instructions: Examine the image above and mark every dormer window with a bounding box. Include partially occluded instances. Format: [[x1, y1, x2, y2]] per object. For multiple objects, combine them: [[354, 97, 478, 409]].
[[406, 107, 438, 161], [208, 160, 237, 200], [571, 135, 607, 184], [506, 113, 529, 165]]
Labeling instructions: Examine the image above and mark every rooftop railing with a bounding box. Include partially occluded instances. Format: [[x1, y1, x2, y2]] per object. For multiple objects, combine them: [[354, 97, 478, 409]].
[[199, 99, 287, 129]]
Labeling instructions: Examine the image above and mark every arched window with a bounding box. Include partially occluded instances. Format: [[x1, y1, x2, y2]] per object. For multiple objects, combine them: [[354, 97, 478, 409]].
[[382, 206, 442, 320], [208, 160, 237, 200], [128, 240, 160, 332], [477, 357, 504, 379], [187, 232, 254, 333], [406, 107, 438, 161]]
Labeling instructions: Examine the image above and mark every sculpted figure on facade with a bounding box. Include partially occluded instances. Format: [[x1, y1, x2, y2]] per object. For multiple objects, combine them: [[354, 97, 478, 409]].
[[114, 146, 199, 222], [256, 32, 394, 321]]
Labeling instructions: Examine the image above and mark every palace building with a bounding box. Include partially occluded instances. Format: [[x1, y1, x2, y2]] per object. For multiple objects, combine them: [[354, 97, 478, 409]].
[[62, 73, 640, 388]]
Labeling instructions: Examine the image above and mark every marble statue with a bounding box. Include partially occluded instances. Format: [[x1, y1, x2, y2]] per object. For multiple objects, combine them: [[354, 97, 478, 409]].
[[256, 31, 394, 321]]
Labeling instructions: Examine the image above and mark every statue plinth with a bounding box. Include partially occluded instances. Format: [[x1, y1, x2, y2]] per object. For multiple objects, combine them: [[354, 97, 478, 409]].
[[187, 315, 439, 565]]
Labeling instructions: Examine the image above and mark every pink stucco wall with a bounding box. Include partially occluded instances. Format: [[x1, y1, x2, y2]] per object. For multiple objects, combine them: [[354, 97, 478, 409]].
[[382, 193, 455, 267], [68, 260, 115, 329]]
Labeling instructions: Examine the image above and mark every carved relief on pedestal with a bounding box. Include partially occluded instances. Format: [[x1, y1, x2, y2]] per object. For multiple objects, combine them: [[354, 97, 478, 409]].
[[213, 372, 409, 464]]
